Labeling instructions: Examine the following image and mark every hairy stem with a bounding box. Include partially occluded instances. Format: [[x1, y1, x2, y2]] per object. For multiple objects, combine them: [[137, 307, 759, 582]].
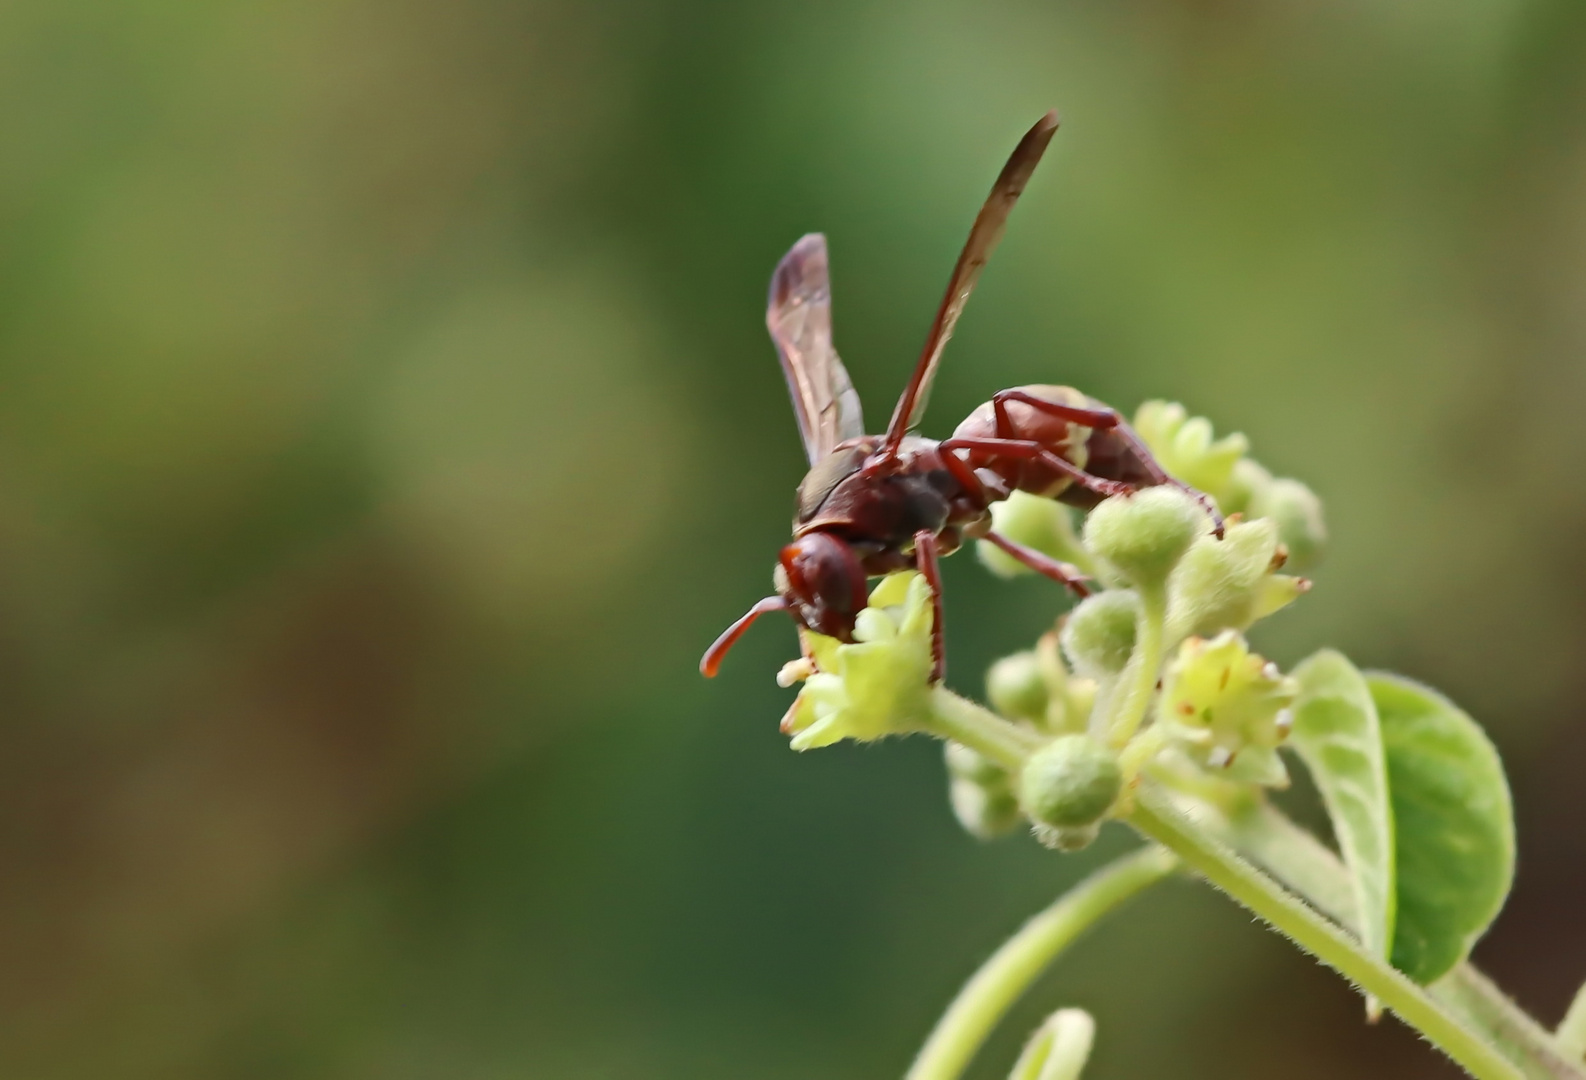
[[927, 687, 1044, 772], [1224, 800, 1583, 1080], [1103, 583, 1165, 749], [1556, 982, 1586, 1062], [905, 846, 1178, 1080], [1127, 789, 1524, 1080]]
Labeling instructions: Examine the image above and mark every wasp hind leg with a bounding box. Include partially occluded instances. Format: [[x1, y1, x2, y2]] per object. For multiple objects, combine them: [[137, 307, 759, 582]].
[[991, 388, 1121, 431], [990, 391, 1225, 538], [1106, 421, 1226, 537], [938, 436, 1132, 499]]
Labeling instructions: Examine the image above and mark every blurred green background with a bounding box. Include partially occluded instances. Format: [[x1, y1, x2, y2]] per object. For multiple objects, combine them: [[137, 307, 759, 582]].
[[1, 1, 1585, 1077]]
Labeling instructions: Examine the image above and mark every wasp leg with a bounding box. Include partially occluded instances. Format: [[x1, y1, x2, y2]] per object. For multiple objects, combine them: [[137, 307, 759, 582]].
[[987, 395, 1137, 500], [1105, 422, 1226, 538], [940, 436, 1134, 499], [989, 392, 1224, 537], [992, 388, 1122, 430], [935, 444, 1003, 509], [983, 531, 1092, 598], [996, 392, 1225, 536], [912, 529, 948, 684]]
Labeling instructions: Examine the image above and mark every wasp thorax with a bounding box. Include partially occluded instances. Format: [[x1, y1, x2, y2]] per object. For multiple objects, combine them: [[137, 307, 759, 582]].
[[777, 532, 869, 641]]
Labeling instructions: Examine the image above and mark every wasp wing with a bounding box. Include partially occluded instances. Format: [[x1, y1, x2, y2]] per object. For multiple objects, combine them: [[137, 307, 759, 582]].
[[883, 110, 1060, 451], [767, 233, 865, 464]]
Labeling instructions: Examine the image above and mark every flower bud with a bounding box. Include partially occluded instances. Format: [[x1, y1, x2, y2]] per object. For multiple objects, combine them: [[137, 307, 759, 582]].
[[977, 492, 1086, 578], [1221, 458, 1272, 517], [1061, 591, 1140, 678], [1248, 477, 1326, 573], [945, 740, 1008, 787], [1008, 1008, 1096, 1080], [1020, 735, 1123, 830], [987, 650, 1050, 723], [1158, 630, 1297, 786], [1033, 822, 1103, 852], [1166, 518, 1308, 640], [1082, 486, 1209, 588], [1035, 629, 1087, 733], [1133, 400, 1249, 508], [1061, 678, 1098, 732], [949, 776, 1022, 840]]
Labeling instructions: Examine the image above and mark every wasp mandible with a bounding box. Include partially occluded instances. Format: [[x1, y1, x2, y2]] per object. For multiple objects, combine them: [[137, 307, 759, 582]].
[[702, 111, 1216, 683]]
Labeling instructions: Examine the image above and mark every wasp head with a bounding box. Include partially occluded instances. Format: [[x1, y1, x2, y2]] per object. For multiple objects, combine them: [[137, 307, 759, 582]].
[[777, 531, 869, 642]]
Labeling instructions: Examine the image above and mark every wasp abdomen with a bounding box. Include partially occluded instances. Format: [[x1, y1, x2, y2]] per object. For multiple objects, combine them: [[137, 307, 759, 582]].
[[951, 384, 1094, 498]]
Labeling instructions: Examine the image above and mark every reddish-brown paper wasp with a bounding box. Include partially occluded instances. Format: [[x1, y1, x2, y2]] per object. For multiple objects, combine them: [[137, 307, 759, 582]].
[[701, 111, 1213, 683]]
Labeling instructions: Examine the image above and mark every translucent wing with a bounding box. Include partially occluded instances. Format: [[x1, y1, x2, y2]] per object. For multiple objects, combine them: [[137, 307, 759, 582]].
[[767, 233, 865, 464], [883, 110, 1060, 452]]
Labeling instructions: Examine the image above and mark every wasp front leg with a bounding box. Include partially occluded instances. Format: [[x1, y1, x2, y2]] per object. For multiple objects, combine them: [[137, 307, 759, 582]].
[[912, 529, 948, 683]]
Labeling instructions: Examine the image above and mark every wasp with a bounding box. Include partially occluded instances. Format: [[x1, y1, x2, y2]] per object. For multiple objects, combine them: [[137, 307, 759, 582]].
[[702, 111, 1213, 683]]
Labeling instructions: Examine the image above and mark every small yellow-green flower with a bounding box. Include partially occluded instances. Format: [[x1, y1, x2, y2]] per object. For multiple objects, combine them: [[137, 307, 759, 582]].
[[1158, 630, 1297, 786], [779, 573, 935, 751]]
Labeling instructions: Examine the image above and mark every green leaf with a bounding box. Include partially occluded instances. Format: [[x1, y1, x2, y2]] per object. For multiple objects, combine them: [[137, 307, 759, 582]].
[[1368, 673, 1515, 984], [1289, 650, 1396, 987]]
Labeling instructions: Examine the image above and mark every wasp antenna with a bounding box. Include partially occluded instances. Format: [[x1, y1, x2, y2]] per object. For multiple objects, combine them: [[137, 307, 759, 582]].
[[700, 596, 788, 677], [880, 109, 1062, 456]]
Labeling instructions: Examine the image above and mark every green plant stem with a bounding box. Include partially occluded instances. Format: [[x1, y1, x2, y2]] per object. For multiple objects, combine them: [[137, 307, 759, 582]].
[[1556, 982, 1586, 1061], [1442, 967, 1586, 1080], [1127, 788, 1524, 1080], [905, 846, 1178, 1080], [927, 688, 1044, 772], [1103, 583, 1165, 749]]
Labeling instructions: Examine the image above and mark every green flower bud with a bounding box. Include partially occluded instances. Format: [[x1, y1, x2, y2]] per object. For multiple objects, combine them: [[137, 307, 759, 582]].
[[949, 776, 1022, 840], [945, 740, 1009, 787], [1035, 629, 1088, 733], [1033, 822, 1103, 852], [1082, 486, 1209, 588], [987, 650, 1050, 723], [1158, 630, 1297, 785], [1166, 518, 1309, 640], [779, 573, 935, 750], [1248, 477, 1327, 572], [1020, 734, 1123, 830], [1061, 591, 1140, 678], [1061, 677, 1097, 733], [1008, 1008, 1096, 1080], [977, 492, 1087, 578], [1221, 458, 1272, 517], [1133, 400, 1250, 508]]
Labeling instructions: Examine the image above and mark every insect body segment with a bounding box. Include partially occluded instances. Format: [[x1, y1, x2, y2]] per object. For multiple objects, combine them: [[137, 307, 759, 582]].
[[702, 111, 1211, 685]]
